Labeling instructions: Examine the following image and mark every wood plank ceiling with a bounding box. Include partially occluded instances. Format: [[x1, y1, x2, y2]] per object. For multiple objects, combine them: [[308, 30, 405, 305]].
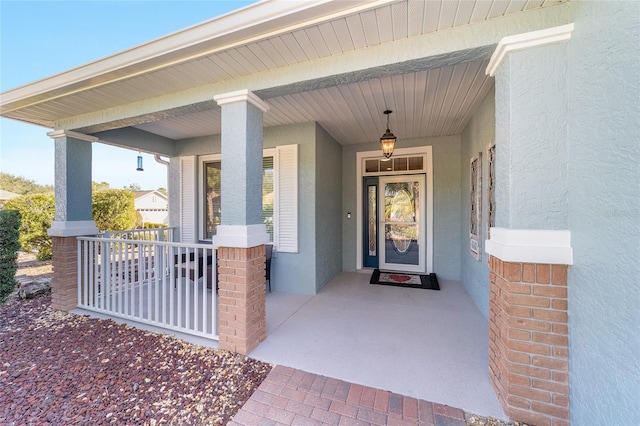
[[4, 0, 563, 146]]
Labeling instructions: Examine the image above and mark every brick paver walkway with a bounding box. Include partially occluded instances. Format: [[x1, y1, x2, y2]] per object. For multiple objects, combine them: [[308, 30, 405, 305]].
[[230, 365, 468, 426]]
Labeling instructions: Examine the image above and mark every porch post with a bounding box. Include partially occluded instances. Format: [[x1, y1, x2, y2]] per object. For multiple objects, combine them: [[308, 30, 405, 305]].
[[486, 25, 575, 426], [213, 89, 270, 355], [47, 130, 99, 311]]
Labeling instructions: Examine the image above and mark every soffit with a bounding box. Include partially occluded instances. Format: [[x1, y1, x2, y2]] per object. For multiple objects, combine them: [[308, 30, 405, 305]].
[[134, 59, 494, 144], [0, 0, 564, 144]]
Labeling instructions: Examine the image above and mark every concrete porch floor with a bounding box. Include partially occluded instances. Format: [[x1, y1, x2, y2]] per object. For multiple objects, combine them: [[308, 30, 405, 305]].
[[252, 272, 505, 420]]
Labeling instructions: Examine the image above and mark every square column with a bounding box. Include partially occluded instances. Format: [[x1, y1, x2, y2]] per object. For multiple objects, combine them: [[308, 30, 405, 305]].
[[213, 89, 270, 354], [217, 246, 267, 354], [486, 25, 575, 425], [47, 130, 99, 311], [486, 228, 573, 426], [487, 24, 573, 231]]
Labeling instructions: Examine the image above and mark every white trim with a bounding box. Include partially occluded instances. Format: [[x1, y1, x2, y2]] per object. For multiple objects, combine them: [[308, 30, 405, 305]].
[[212, 224, 270, 248], [47, 220, 99, 237], [356, 146, 433, 273], [213, 89, 269, 113], [486, 23, 574, 77], [46, 129, 98, 142], [485, 227, 573, 265]]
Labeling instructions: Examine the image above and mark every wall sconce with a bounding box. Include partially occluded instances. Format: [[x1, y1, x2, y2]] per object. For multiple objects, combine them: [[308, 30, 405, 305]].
[[136, 152, 144, 171], [380, 109, 396, 158]]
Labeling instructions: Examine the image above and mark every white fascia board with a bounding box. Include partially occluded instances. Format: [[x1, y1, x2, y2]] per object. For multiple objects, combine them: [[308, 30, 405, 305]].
[[485, 227, 573, 265], [486, 23, 574, 77], [0, 0, 391, 111]]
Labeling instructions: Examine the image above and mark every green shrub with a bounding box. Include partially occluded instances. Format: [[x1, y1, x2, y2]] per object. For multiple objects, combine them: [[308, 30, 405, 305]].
[[141, 222, 166, 229], [4, 193, 54, 261], [93, 189, 137, 232], [0, 210, 21, 303]]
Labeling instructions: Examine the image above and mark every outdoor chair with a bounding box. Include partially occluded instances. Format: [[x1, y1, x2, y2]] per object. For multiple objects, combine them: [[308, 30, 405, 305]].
[[174, 251, 214, 290]]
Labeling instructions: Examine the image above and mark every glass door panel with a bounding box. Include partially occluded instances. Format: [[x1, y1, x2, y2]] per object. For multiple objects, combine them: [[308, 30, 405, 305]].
[[363, 177, 378, 268], [379, 175, 425, 273]]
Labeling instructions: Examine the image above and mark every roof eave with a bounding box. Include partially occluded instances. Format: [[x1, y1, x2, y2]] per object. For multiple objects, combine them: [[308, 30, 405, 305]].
[[0, 0, 392, 119]]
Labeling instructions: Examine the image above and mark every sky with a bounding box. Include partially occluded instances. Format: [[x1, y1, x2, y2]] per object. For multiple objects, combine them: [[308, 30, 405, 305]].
[[0, 0, 254, 189]]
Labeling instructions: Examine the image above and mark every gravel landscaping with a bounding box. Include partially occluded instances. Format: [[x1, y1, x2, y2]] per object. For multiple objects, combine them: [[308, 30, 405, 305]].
[[0, 293, 272, 425]]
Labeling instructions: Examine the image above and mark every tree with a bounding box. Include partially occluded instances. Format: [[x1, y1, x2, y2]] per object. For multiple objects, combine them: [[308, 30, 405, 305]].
[[0, 173, 53, 195], [124, 183, 142, 191], [92, 181, 111, 192], [157, 187, 168, 196], [3, 193, 55, 260], [92, 189, 137, 231]]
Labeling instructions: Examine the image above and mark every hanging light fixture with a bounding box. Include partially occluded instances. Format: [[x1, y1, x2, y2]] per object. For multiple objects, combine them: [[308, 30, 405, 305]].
[[136, 152, 144, 171], [380, 109, 396, 158]]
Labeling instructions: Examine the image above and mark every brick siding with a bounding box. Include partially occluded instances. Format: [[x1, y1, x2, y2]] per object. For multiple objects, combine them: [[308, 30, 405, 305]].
[[217, 245, 267, 354], [51, 237, 79, 311], [489, 256, 570, 426]]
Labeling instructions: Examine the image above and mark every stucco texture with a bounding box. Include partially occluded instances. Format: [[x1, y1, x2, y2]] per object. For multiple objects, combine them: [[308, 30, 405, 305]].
[[460, 87, 495, 319], [566, 1, 640, 424]]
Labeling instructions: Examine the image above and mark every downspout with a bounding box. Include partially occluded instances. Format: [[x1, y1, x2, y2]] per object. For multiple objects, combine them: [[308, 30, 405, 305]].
[[154, 155, 172, 240]]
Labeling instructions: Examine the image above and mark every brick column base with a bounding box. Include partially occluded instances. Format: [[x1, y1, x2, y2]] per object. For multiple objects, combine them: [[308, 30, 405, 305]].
[[217, 245, 266, 354], [489, 256, 570, 426], [51, 237, 79, 311]]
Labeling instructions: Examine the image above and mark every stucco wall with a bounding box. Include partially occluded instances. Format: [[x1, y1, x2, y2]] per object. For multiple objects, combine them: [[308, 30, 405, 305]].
[[495, 44, 569, 230], [341, 135, 462, 281], [314, 124, 343, 292], [170, 122, 320, 295], [566, 2, 640, 424], [460, 87, 495, 319]]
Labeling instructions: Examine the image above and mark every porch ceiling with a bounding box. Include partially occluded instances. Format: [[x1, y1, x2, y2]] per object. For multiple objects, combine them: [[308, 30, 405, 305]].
[[0, 0, 566, 147]]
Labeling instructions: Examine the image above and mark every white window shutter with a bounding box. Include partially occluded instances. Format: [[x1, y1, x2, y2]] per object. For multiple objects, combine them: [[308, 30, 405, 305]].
[[276, 144, 298, 253], [180, 156, 197, 243]]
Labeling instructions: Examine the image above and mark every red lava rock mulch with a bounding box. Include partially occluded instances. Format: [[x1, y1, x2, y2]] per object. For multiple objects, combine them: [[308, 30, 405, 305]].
[[0, 294, 272, 425]]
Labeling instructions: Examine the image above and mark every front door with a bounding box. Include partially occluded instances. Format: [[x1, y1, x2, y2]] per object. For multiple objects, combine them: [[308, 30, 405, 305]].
[[378, 175, 425, 273]]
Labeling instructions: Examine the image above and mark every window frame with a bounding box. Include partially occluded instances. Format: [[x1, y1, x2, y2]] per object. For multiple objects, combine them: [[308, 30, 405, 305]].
[[198, 148, 276, 242]]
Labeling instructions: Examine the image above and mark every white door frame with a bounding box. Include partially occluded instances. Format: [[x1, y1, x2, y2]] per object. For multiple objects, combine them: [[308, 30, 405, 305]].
[[378, 174, 426, 273], [356, 146, 433, 273]]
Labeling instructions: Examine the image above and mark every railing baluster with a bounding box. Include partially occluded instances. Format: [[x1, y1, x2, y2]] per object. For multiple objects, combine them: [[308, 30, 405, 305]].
[[75, 231, 217, 340]]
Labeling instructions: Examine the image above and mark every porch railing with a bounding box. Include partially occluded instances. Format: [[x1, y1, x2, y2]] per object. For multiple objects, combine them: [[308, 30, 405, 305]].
[[77, 233, 217, 340], [101, 227, 174, 242]]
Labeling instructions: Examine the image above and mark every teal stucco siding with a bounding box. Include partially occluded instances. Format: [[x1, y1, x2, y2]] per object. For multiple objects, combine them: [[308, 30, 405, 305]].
[[566, 2, 640, 424], [460, 87, 495, 319]]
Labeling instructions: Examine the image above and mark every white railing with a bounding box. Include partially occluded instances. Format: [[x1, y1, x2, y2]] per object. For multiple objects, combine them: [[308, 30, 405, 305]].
[[77, 235, 217, 340], [101, 227, 174, 242]]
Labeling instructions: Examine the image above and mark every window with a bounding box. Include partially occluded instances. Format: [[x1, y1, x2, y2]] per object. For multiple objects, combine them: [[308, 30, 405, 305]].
[[202, 157, 274, 241], [186, 144, 297, 251]]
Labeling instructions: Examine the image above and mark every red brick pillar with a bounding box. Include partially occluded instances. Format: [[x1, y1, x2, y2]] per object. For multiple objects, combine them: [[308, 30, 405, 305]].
[[51, 236, 79, 311], [217, 245, 267, 354], [489, 255, 570, 426]]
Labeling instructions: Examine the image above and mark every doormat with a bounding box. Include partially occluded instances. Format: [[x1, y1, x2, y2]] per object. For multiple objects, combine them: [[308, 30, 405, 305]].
[[369, 269, 440, 290]]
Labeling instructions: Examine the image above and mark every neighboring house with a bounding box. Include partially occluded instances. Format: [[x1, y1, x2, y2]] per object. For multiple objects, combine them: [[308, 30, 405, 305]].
[[1, 2, 638, 426], [0, 189, 20, 209], [133, 190, 168, 225]]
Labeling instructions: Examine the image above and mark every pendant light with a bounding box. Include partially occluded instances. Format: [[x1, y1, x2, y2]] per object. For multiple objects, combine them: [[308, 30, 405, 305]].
[[380, 109, 396, 158]]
